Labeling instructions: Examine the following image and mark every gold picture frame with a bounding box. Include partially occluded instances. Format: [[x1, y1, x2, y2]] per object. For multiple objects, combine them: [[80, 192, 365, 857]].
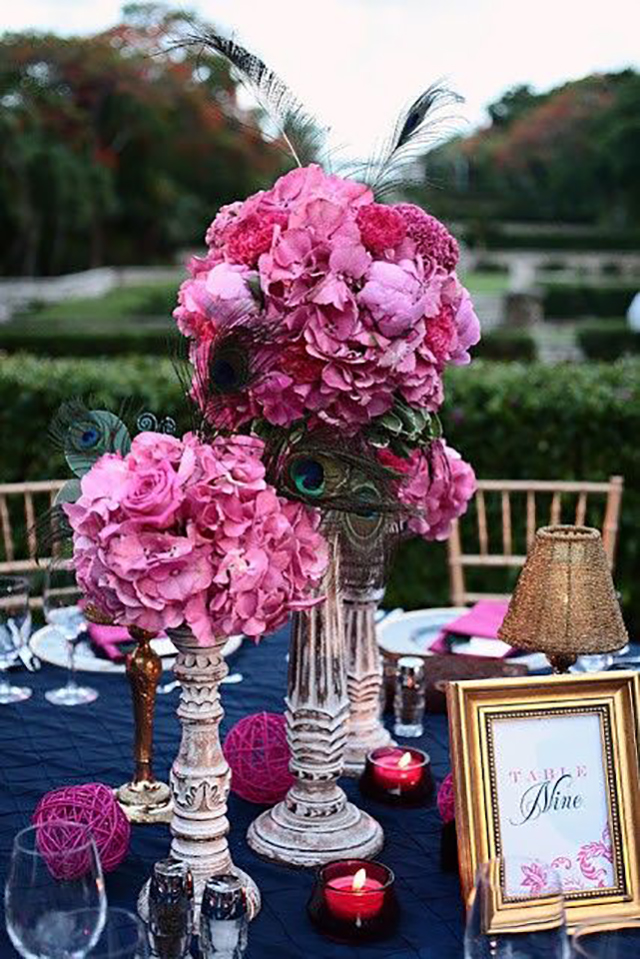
[[447, 672, 640, 931]]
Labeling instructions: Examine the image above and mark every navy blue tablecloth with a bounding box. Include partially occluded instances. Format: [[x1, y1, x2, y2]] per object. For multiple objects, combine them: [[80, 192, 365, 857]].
[[0, 625, 464, 958]]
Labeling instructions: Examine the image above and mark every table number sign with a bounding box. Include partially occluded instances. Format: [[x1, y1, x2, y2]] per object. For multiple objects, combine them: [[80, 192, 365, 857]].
[[447, 672, 640, 930]]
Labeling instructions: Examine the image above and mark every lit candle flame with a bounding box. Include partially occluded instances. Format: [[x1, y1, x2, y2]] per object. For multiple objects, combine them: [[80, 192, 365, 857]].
[[398, 751, 412, 769], [351, 868, 367, 891]]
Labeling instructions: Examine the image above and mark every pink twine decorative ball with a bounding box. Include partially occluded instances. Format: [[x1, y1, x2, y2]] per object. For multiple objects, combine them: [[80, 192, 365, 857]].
[[33, 782, 131, 878], [437, 773, 455, 824], [223, 712, 294, 805]]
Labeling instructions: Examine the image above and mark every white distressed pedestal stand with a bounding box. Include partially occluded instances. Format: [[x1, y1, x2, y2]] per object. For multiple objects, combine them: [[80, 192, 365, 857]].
[[247, 542, 383, 866], [342, 584, 394, 777], [138, 628, 260, 926]]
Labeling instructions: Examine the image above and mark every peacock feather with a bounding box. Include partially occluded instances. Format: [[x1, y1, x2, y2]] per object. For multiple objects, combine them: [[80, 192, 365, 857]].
[[50, 400, 132, 478], [262, 428, 408, 517]]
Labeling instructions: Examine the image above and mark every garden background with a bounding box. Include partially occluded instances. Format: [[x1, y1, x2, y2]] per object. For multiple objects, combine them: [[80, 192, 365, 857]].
[[1, 4, 638, 632]]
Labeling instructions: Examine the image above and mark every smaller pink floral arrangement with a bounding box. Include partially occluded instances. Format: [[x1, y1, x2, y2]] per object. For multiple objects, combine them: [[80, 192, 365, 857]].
[[378, 439, 476, 540], [64, 432, 328, 645]]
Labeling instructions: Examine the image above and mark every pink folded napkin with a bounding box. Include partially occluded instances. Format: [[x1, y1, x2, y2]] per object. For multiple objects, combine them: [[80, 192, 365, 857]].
[[87, 622, 135, 663], [431, 600, 511, 656]]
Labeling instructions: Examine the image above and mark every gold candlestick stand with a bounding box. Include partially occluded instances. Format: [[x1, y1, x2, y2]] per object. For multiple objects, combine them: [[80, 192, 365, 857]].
[[115, 626, 173, 824]]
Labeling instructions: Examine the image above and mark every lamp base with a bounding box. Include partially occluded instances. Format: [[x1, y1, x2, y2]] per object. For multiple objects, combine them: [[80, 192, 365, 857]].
[[547, 653, 578, 673]]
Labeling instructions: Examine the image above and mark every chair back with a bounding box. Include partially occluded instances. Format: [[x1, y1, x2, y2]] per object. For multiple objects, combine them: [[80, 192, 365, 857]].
[[447, 476, 624, 606], [0, 481, 66, 606]]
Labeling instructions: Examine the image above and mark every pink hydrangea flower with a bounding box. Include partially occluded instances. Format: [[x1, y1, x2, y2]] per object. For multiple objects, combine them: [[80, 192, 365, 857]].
[[65, 432, 328, 645], [173, 164, 480, 433], [396, 440, 476, 540]]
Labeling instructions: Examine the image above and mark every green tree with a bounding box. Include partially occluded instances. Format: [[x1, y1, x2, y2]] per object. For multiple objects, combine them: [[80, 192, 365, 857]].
[[421, 70, 640, 228], [0, 5, 285, 274]]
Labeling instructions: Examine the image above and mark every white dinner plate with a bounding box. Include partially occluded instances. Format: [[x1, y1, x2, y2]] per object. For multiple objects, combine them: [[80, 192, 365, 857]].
[[377, 607, 468, 659], [30, 625, 243, 675], [377, 607, 547, 671]]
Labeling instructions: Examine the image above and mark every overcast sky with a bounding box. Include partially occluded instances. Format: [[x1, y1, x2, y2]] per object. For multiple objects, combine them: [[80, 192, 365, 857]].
[[4, 0, 639, 156]]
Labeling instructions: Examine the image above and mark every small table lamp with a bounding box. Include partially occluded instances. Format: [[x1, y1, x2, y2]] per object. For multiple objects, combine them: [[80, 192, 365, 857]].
[[498, 525, 628, 673]]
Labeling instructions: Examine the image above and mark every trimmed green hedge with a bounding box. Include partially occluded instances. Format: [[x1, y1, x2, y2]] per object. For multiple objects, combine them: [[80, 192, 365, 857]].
[[542, 282, 637, 320], [1, 355, 638, 632], [386, 359, 640, 634], [0, 322, 177, 357], [474, 329, 536, 361], [578, 322, 640, 360], [0, 314, 532, 362]]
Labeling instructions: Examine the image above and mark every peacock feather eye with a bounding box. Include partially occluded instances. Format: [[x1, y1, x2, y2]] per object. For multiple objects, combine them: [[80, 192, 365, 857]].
[[352, 482, 379, 519], [80, 427, 100, 448], [209, 341, 250, 394], [290, 457, 326, 497]]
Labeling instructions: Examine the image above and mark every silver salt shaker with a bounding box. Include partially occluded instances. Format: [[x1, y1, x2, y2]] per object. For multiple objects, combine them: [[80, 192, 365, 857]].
[[200, 874, 248, 959], [148, 859, 194, 959], [393, 655, 425, 737]]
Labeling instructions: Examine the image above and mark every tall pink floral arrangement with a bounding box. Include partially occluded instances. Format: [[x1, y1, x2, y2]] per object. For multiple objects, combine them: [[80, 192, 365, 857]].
[[173, 163, 481, 435], [64, 432, 328, 645]]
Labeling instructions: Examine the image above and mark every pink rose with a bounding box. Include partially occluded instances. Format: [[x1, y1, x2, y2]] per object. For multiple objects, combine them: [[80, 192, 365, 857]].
[[121, 460, 183, 528]]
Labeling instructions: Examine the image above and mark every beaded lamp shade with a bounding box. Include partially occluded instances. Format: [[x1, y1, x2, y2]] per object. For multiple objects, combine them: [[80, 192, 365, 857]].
[[498, 525, 628, 673]]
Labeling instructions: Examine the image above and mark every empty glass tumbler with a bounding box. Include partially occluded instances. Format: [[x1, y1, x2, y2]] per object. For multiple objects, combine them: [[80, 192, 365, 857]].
[[393, 656, 425, 737]]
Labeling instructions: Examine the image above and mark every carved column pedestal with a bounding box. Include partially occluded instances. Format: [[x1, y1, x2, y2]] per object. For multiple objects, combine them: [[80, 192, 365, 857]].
[[343, 586, 394, 777], [247, 542, 383, 867], [139, 628, 260, 926]]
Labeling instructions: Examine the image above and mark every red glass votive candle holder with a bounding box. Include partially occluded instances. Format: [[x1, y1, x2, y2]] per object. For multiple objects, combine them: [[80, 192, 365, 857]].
[[359, 746, 433, 806], [307, 859, 398, 943]]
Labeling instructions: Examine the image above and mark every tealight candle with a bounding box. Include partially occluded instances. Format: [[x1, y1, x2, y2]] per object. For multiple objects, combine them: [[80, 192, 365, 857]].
[[308, 859, 398, 943], [324, 866, 385, 922], [360, 746, 433, 805], [372, 749, 423, 790]]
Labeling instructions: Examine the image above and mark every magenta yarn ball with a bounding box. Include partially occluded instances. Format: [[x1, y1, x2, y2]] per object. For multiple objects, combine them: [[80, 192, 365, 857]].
[[33, 782, 131, 876], [223, 712, 294, 805], [437, 773, 455, 824]]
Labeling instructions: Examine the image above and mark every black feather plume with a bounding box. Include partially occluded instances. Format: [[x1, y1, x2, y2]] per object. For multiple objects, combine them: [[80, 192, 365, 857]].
[[359, 83, 463, 199], [177, 27, 328, 168]]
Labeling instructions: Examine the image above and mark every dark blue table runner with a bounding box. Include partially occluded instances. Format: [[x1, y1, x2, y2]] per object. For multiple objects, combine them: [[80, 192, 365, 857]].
[[0, 625, 464, 958]]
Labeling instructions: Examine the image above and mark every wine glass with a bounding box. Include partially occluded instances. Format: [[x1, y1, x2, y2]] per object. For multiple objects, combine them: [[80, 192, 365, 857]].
[[88, 909, 149, 958], [464, 857, 569, 958], [0, 575, 32, 704], [5, 821, 107, 959], [572, 918, 640, 957], [44, 560, 98, 706]]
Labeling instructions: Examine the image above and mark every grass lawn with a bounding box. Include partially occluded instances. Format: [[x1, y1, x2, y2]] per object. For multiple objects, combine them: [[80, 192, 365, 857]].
[[460, 270, 509, 294], [15, 280, 181, 322], [1, 272, 511, 357]]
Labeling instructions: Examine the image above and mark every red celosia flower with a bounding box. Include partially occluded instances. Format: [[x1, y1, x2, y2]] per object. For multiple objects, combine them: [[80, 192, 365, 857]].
[[395, 204, 459, 272]]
